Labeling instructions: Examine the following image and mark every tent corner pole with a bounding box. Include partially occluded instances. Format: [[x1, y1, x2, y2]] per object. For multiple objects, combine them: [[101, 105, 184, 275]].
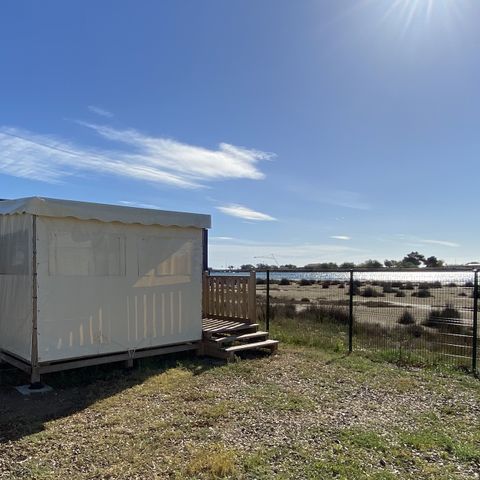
[[30, 214, 41, 387]]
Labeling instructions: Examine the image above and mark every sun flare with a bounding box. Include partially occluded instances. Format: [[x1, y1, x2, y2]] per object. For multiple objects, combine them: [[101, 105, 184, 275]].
[[383, 0, 464, 33]]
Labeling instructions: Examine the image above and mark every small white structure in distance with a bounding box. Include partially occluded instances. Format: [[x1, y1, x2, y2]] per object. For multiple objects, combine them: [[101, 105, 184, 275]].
[[0, 197, 210, 383]]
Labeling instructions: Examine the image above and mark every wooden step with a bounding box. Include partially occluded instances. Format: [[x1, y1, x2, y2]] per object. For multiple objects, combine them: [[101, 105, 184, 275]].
[[213, 331, 269, 345], [224, 339, 279, 353], [203, 323, 259, 336]]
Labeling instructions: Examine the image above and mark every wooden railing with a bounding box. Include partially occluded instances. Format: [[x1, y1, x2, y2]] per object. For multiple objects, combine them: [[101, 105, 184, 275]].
[[202, 272, 256, 323]]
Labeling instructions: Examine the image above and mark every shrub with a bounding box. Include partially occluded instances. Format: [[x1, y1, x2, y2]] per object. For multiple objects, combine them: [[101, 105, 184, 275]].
[[299, 278, 314, 286], [458, 292, 467, 297], [348, 281, 361, 296], [406, 324, 423, 338], [382, 283, 395, 294], [279, 278, 291, 286], [361, 286, 384, 298], [423, 305, 462, 332], [398, 310, 415, 325], [256, 278, 266, 285], [432, 281, 442, 289], [465, 281, 474, 288], [256, 302, 297, 323], [338, 283, 345, 289], [274, 304, 296, 320], [395, 290, 406, 297], [322, 281, 330, 289], [363, 301, 393, 308], [447, 282, 458, 288], [404, 282, 414, 290], [412, 289, 431, 298], [300, 297, 310, 303], [300, 305, 350, 325]]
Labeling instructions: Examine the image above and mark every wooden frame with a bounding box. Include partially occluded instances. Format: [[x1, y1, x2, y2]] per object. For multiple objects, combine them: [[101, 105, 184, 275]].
[[1, 342, 200, 377]]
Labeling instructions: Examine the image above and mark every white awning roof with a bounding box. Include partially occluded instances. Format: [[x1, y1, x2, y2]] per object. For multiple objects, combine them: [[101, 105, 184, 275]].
[[0, 197, 211, 229]]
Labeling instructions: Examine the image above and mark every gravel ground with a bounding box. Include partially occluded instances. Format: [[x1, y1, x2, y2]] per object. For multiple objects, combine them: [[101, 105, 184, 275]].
[[0, 347, 479, 479]]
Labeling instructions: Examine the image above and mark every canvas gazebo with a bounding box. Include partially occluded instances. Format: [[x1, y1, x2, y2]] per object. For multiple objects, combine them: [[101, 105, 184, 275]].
[[0, 197, 210, 383]]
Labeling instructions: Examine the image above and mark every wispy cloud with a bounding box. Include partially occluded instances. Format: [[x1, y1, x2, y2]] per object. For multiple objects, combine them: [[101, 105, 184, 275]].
[[393, 234, 460, 248], [118, 200, 163, 209], [287, 183, 371, 210], [0, 124, 272, 188], [322, 190, 371, 210], [216, 204, 276, 221], [419, 238, 460, 248], [330, 235, 351, 240], [88, 105, 114, 118]]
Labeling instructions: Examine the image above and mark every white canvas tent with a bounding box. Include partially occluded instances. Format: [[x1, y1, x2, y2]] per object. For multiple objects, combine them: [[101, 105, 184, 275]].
[[0, 197, 210, 383]]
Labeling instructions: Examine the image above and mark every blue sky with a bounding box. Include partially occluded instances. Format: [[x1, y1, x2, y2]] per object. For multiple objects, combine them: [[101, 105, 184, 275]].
[[1, 0, 479, 267]]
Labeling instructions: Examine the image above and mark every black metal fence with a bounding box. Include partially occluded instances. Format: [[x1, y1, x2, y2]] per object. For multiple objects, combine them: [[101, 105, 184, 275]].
[[215, 268, 479, 374]]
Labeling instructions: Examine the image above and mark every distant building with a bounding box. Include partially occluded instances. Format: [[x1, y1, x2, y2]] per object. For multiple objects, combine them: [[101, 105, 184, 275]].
[[465, 262, 480, 267]]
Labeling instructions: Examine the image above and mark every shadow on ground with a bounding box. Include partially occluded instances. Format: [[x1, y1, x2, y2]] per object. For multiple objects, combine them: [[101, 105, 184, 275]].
[[0, 351, 227, 444]]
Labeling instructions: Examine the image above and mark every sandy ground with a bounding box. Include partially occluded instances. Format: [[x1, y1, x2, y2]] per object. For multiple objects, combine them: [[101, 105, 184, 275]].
[[257, 283, 475, 326]]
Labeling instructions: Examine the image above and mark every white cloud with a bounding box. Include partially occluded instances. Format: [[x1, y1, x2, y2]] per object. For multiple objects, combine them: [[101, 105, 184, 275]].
[[79, 122, 270, 182], [88, 105, 114, 118], [216, 204, 276, 221], [330, 235, 351, 240], [0, 124, 271, 188], [210, 236, 235, 241]]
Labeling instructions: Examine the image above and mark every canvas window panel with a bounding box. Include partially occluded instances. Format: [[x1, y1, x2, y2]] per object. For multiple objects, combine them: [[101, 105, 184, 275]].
[[0, 227, 30, 275], [48, 230, 126, 276], [137, 236, 193, 277]]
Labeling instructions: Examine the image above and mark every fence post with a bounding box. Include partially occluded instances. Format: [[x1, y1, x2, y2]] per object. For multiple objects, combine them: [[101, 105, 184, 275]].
[[348, 270, 354, 353], [266, 269, 270, 332], [472, 270, 478, 374]]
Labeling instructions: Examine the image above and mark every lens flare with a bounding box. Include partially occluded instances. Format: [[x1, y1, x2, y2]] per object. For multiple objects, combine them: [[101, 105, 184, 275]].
[[381, 0, 465, 34]]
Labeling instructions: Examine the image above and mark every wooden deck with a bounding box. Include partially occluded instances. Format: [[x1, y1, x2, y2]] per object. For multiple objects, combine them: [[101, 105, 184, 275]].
[[200, 272, 279, 360]]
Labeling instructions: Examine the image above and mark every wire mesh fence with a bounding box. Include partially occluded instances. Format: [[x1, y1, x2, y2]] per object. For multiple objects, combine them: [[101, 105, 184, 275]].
[[214, 268, 479, 373]]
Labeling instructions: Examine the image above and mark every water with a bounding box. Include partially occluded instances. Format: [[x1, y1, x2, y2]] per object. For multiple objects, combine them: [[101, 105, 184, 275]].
[[211, 270, 475, 284]]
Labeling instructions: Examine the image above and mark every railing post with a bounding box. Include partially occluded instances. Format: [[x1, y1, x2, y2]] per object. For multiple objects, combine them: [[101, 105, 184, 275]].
[[202, 271, 209, 318], [248, 271, 256, 324], [266, 269, 270, 332], [348, 270, 354, 353], [472, 270, 478, 374]]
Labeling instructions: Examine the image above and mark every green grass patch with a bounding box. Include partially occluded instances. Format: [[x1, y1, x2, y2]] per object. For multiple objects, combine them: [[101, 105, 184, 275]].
[[340, 428, 389, 451]]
